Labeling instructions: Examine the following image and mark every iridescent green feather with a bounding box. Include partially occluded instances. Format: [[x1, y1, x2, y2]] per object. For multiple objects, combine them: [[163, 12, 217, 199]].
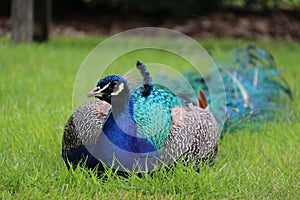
[[131, 84, 186, 149]]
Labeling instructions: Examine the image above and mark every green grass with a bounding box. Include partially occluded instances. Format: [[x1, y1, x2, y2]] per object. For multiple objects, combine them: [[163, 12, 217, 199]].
[[0, 35, 299, 199]]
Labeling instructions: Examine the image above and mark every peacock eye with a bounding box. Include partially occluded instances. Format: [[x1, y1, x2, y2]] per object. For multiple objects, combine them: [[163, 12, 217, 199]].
[[111, 82, 125, 96]]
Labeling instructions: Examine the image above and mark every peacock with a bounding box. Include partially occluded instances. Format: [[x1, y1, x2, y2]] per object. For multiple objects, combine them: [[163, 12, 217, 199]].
[[62, 62, 219, 175], [182, 45, 292, 135], [62, 45, 290, 175]]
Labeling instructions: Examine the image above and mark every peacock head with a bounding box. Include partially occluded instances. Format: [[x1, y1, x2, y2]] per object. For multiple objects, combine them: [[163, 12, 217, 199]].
[[86, 75, 129, 104]]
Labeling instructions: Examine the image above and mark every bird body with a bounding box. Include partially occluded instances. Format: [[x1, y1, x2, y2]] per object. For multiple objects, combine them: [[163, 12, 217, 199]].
[[62, 63, 219, 174]]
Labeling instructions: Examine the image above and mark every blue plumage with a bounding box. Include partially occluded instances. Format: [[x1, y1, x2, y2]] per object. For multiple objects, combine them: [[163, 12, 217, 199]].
[[76, 75, 161, 174], [89, 75, 158, 153]]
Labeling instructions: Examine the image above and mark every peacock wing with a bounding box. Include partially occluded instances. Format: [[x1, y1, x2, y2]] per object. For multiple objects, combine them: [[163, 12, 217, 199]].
[[161, 103, 219, 166], [62, 100, 111, 156]]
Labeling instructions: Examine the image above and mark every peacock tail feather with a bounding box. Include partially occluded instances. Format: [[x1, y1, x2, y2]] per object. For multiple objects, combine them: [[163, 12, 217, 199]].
[[181, 45, 292, 135]]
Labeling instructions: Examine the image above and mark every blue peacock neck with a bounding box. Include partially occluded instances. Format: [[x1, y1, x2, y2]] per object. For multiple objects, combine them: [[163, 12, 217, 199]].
[[110, 84, 135, 121], [102, 84, 157, 153]]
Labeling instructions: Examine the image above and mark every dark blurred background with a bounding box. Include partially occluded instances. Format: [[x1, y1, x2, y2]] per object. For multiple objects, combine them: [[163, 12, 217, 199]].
[[0, 0, 299, 41]]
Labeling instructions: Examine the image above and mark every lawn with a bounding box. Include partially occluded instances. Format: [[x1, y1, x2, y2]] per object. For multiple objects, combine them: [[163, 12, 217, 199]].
[[0, 35, 299, 199]]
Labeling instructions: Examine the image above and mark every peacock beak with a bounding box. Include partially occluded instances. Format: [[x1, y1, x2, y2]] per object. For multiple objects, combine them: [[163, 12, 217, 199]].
[[86, 86, 103, 98]]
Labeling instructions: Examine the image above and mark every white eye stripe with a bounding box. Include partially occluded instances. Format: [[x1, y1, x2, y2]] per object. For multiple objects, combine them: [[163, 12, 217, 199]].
[[111, 82, 124, 95], [99, 82, 111, 92]]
